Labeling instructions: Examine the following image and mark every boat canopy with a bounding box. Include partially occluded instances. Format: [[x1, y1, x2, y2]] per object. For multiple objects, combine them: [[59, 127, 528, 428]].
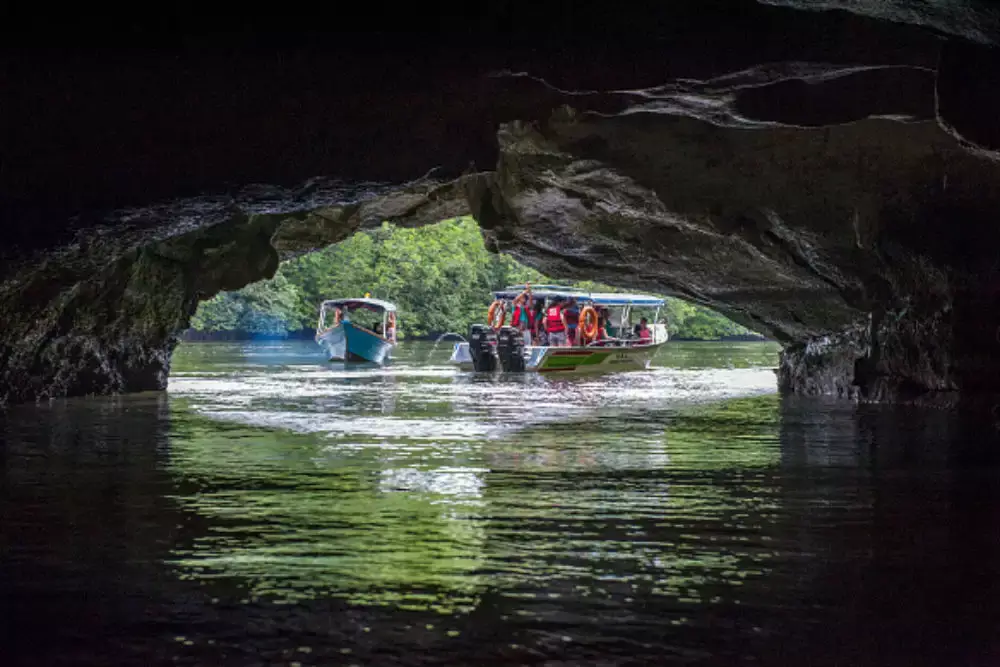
[[320, 297, 397, 313], [493, 285, 664, 308]]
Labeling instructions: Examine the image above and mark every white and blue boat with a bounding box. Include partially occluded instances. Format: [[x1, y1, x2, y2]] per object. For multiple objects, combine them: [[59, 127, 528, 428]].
[[314, 297, 397, 364]]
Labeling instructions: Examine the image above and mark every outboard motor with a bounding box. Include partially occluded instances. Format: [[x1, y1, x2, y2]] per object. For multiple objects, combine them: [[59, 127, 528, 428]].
[[468, 324, 498, 372], [496, 326, 526, 372]]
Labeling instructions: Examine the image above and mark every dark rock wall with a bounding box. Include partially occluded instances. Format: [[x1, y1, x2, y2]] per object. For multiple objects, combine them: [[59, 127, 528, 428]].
[[2, 1, 1000, 405], [0, 181, 469, 405], [762, 0, 1000, 45], [0, 213, 280, 405], [464, 105, 1000, 401]]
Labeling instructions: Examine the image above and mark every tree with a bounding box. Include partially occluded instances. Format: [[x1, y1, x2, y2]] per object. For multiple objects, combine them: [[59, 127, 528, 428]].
[[191, 272, 302, 335], [188, 216, 758, 340]]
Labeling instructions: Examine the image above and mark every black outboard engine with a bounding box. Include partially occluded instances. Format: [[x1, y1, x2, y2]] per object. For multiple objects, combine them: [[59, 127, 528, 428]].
[[468, 324, 498, 372], [496, 326, 526, 372]]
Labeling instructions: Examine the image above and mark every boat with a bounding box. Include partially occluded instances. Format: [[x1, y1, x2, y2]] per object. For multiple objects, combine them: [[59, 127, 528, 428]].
[[449, 285, 668, 375], [315, 297, 397, 364]]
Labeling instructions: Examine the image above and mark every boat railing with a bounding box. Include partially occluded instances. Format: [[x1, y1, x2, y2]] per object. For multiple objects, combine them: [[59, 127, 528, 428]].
[[585, 336, 662, 348], [586, 338, 632, 348]]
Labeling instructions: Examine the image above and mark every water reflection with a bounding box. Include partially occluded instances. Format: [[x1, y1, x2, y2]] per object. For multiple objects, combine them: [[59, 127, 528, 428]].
[[2, 341, 999, 666], [163, 397, 784, 617], [165, 341, 792, 655]]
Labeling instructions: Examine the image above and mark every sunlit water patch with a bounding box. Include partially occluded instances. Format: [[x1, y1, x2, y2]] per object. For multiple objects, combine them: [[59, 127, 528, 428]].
[[167, 341, 780, 441]]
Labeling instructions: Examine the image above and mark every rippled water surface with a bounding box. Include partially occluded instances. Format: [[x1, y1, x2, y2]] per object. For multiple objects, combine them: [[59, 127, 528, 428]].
[[3, 340, 1000, 666]]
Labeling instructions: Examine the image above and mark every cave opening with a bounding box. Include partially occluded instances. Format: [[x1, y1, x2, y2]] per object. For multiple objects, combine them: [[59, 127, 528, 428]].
[[4, 3, 1000, 409], [175, 216, 763, 355]]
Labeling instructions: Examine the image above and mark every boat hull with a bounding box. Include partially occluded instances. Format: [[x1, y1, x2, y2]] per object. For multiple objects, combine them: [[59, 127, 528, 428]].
[[317, 321, 394, 364], [449, 341, 663, 375]]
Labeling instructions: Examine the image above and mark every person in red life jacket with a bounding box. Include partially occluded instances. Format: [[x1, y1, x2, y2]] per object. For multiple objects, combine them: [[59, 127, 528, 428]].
[[562, 298, 580, 346], [637, 317, 652, 342], [545, 298, 567, 347], [597, 311, 609, 342], [511, 294, 525, 328], [511, 291, 534, 347]]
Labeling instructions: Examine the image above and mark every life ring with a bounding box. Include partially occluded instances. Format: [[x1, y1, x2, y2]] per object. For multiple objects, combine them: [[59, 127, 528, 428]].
[[487, 300, 506, 329], [579, 305, 599, 342]]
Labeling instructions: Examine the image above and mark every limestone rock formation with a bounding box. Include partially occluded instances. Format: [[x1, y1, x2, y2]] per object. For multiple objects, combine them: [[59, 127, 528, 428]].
[[466, 100, 1000, 402], [762, 0, 1000, 44], [2, 1, 1000, 406], [0, 180, 469, 405]]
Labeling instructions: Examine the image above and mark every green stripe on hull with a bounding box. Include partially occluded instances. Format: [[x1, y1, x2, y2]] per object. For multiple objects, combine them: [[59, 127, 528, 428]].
[[578, 351, 611, 366], [540, 351, 610, 369]]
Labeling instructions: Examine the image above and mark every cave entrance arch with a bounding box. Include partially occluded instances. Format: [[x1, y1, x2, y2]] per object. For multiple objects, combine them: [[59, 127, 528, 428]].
[[6, 4, 1000, 406], [176, 215, 761, 351]]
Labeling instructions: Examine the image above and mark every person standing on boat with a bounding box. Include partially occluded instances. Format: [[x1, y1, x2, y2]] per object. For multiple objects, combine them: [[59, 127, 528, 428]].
[[562, 298, 580, 346], [386, 311, 398, 344], [511, 292, 534, 348], [545, 298, 567, 347], [532, 300, 546, 345]]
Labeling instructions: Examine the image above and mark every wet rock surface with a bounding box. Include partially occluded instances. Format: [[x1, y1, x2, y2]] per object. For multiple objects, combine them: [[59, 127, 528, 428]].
[[470, 106, 1000, 401], [2, 1, 1000, 405], [0, 180, 469, 405]]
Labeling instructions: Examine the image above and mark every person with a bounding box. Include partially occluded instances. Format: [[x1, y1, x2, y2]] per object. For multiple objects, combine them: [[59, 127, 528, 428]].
[[605, 308, 620, 338], [532, 301, 546, 345], [544, 298, 567, 347], [562, 298, 580, 346], [597, 313, 609, 341], [637, 317, 652, 342], [511, 291, 534, 347], [386, 312, 397, 344], [511, 294, 525, 324], [523, 293, 535, 347]]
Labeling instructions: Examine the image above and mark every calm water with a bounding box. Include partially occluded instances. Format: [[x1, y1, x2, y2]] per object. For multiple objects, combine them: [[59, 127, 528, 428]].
[[3, 340, 1000, 666]]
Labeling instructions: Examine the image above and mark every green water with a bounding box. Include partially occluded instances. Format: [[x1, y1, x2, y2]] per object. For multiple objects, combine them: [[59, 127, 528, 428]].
[[6, 339, 1000, 666], [167, 341, 781, 613], [166, 341, 780, 609]]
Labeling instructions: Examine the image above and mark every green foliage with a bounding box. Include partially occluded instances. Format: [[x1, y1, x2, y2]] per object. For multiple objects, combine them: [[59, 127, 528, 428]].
[[189, 216, 756, 340], [664, 298, 752, 340], [191, 272, 301, 335]]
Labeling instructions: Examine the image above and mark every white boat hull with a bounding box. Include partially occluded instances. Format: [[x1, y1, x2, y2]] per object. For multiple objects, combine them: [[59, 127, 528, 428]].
[[449, 341, 664, 375]]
